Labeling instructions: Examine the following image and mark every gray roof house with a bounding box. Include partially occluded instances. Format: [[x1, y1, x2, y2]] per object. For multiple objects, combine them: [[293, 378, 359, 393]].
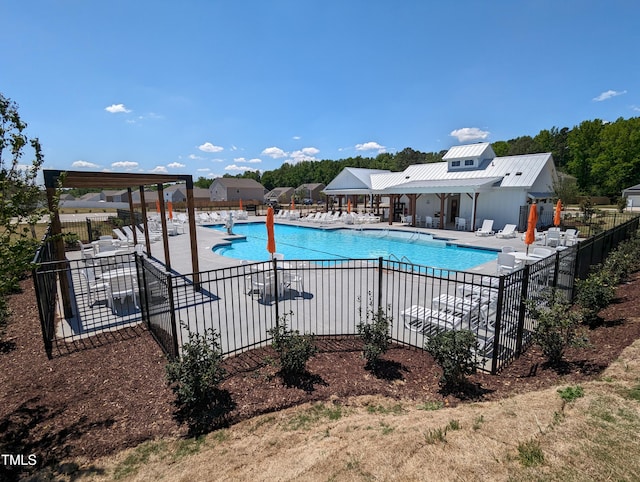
[[296, 183, 326, 201], [265, 187, 295, 204], [622, 183, 640, 209], [209, 178, 265, 202], [324, 142, 558, 230]]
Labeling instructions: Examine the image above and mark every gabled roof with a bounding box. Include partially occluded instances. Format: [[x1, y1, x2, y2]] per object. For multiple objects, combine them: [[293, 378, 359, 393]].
[[211, 177, 264, 189], [442, 142, 495, 160], [324, 168, 391, 193], [266, 187, 294, 197], [623, 183, 640, 195]]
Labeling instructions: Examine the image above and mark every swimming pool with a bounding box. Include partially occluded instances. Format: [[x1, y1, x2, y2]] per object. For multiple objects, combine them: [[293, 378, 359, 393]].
[[210, 223, 497, 271]]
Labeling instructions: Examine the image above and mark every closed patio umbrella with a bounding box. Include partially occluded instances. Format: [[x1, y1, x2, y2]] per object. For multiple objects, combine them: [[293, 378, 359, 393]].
[[167, 201, 173, 220], [554, 199, 562, 227], [290, 196, 295, 211], [266, 206, 276, 259], [155, 199, 160, 214], [239, 198, 243, 210], [524, 203, 538, 254], [347, 199, 352, 213]]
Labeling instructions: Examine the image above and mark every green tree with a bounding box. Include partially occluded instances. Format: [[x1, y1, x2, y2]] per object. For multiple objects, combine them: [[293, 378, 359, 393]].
[[194, 176, 213, 189], [0, 93, 47, 331]]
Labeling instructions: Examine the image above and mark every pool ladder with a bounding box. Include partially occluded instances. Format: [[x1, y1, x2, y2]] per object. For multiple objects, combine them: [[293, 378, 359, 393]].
[[389, 253, 412, 264]]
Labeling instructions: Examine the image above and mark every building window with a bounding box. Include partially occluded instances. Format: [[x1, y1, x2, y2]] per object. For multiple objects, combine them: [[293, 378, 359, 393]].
[[464, 159, 474, 166], [451, 160, 461, 167]]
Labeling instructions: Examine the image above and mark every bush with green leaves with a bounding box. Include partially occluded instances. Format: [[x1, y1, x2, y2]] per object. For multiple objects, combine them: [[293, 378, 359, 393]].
[[356, 302, 392, 370], [166, 327, 227, 435], [527, 292, 587, 365], [424, 329, 477, 390], [575, 270, 616, 327], [268, 320, 317, 378], [602, 234, 640, 284]]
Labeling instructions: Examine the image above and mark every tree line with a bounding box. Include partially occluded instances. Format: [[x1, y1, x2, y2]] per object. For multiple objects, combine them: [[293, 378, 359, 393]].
[[196, 117, 640, 202]]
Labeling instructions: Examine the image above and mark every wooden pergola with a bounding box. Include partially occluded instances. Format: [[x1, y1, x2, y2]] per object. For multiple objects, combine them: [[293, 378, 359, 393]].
[[43, 170, 201, 318]]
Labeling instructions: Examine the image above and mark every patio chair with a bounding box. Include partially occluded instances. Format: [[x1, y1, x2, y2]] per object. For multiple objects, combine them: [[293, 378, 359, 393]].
[[496, 252, 518, 275], [107, 273, 139, 315], [113, 228, 134, 246], [475, 219, 495, 236], [401, 305, 465, 334], [249, 271, 283, 300], [496, 224, 517, 238], [455, 217, 466, 231], [424, 216, 434, 228], [564, 228, 579, 246], [545, 229, 562, 247], [81, 268, 109, 306]]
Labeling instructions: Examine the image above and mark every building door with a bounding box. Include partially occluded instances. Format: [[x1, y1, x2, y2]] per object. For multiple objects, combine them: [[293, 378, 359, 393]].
[[449, 196, 459, 223]]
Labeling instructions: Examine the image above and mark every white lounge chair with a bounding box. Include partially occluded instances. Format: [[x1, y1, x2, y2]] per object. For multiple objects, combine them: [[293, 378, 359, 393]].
[[475, 219, 495, 236], [496, 224, 517, 238], [401, 305, 465, 334]]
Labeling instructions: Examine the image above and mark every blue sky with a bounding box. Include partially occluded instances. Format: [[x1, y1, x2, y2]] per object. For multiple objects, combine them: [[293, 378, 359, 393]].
[[4, 1, 639, 180]]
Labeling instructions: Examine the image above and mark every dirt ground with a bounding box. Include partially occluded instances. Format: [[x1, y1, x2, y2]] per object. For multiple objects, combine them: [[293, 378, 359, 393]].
[[1, 272, 640, 480]]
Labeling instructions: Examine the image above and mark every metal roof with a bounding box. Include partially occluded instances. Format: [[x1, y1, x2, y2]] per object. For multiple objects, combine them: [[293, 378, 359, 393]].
[[378, 177, 503, 194], [442, 142, 494, 160], [324, 167, 390, 193]]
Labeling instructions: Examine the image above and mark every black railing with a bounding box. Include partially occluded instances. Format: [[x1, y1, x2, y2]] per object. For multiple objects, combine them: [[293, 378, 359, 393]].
[[32, 214, 639, 372]]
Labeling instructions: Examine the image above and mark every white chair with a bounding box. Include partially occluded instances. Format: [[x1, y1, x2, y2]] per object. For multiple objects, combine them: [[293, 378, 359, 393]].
[[282, 271, 304, 295], [564, 229, 579, 246], [81, 268, 109, 306], [496, 252, 518, 275], [250, 272, 283, 300], [424, 216, 434, 228], [475, 219, 495, 236], [531, 247, 554, 258], [501, 246, 515, 253], [456, 217, 466, 231], [546, 229, 562, 247], [496, 224, 517, 238], [107, 273, 139, 315]]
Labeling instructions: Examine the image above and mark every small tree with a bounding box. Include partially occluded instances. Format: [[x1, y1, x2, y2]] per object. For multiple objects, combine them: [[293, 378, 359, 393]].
[[425, 330, 477, 390], [0, 93, 48, 335], [526, 292, 587, 365], [166, 327, 228, 435], [268, 318, 317, 379], [357, 300, 392, 371], [575, 270, 616, 327]]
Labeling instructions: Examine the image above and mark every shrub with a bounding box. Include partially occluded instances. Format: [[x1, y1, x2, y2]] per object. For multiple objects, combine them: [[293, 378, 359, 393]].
[[166, 327, 228, 435], [575, 270, 616, 327], [557, 385, 584, 402], [356, 302, 392, 370], [517, 439, 544, 467], [526, 292, 587, 365], [268, 320, 317, 378], [425, 329, 477, 390]]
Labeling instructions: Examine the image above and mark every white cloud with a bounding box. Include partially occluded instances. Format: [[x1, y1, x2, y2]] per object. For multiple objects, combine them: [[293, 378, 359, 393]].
[[167, 162, 186, 168], [449, 127, 490, 142], [288, 148, 320, 164], [151, 166, 168, 173], [234, 157, 262, 164], [225, 164, 258, 172], [111, 161, 139, 169], [261, 146, 287, 158], [196, 168, 211, 172], [633, 105, 640, 112], [188, 154, 205, 160], [105, 103, 131, 114], [292, 136, 301, 140], [301, 147, 319, 156], [198, 142, 224, 153], [247, 158, 262, 164], [593, 89, 627, 102], [355, 141, 386, 153], [72, 160, 99, 168]]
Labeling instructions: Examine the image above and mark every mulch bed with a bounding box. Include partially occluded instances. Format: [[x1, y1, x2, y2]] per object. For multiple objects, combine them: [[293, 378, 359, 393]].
[[2, 272, 640, 480]]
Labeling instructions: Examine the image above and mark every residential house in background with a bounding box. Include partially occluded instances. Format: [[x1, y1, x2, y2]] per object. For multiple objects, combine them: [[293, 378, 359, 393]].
[[265, 187, 295, 204], [296, 183, 326, 202], [209, 177, 265, 202], [623, 183, 640, 209]]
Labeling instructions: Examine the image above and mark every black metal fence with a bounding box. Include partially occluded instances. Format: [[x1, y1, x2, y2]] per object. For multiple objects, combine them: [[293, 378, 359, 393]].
[[32, 214, 639, 372]]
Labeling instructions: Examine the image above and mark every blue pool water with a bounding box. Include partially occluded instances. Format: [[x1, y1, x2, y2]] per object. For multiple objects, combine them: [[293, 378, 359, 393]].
[[210, 223, 497, 271]]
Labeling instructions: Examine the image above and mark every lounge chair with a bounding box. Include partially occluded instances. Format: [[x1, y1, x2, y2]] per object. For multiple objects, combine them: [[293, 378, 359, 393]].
[[401, 304, 465, 334], [496, 224, 517, 238], [475, 219, 495, 236]]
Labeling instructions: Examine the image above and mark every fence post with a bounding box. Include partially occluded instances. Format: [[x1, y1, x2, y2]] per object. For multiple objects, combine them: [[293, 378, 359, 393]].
[[86, 218, 93, 242], [166, 273, 180, 359], [377, 257, 384, 311], [272, 257, 280, 325], [490, 276, 506, 375], [515, 265, 530, 357]]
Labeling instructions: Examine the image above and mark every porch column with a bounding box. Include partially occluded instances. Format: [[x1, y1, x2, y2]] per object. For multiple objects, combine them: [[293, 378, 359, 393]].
[[408, 194, 417, 227]]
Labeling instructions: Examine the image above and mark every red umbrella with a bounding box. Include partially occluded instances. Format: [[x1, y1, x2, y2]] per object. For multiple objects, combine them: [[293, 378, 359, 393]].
[[266, 206, 276, 258], [167, 201, 173, 220], [239, 198, 243, 210], [347, 199, 352, 214], [554, 199, 562, 227], [524, 203, 538, 254]]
